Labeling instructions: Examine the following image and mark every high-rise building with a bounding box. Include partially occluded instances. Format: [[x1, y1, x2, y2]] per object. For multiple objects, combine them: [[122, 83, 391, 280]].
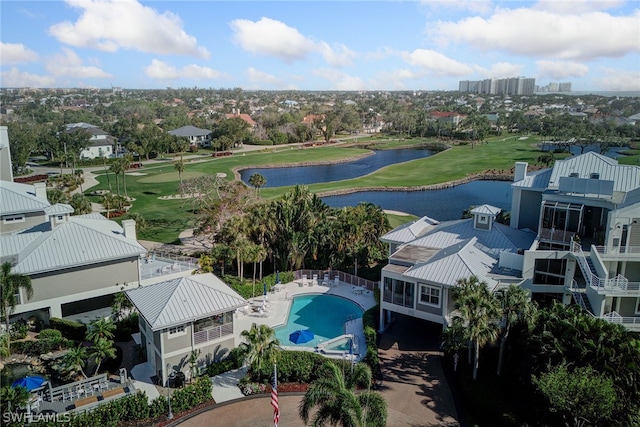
[[458, 77, 536, 95]]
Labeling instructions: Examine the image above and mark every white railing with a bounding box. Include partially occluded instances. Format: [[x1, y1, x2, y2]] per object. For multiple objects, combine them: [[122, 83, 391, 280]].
[[193, 322, 233, 345], [140, 252, 197, 279], [295, 269, 377, 291], [594, 245, 640, 257], [571, 242, 639, 295]]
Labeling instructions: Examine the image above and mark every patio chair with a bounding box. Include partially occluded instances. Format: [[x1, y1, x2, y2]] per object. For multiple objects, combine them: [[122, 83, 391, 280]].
[[300, 274, 307, 287], [322, 274, 330, 286], [332, 275, 340, 287], [312, 274, 318, 286]]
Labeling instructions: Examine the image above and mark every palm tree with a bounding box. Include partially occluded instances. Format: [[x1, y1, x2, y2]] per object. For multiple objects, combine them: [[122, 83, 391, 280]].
[[0, 385, 30, 413], [109, 159, 124, 196], [441, 317, 467, 372], [0, 333, 10, 358], [495, 285, 536, 376], [86, 318, 116, 343], [174, 159, 185, 187], [69, 193, 92, 215], [452, 275, 501, 381], [1, 262, 33, 352], [299, 362, 387, 427], [239, 323, 280, 376], [248, 173, 266, 195], [63, 344, 89, 379], [90, 338, 117, 375]]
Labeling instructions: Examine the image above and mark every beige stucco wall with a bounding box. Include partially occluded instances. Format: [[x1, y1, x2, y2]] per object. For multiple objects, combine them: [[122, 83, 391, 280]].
[[27, 257, 139, 303]]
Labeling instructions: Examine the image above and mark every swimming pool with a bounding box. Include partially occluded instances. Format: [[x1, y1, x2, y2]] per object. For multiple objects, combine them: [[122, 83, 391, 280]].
[[275, 294, 363, 348]]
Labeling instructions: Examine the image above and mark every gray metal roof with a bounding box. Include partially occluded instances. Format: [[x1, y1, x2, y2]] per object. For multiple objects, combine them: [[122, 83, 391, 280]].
[[45, 203, 74, 216], [1, 181, 50, 216], [126, 274, 247, 330], [380, 216, 439, 244], [512, 168, 552, 190], [471, 204, 501, 216], [404, 238, 498, 288], [410, 218, 536, 254], [548, 152, 640, 193], [168, 125, 211, 137], [11, 216, 146, 275]]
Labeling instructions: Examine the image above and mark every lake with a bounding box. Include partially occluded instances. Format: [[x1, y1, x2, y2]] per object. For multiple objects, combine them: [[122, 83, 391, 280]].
[[239, 148, 433, 187], [322, 180, 513, 219]]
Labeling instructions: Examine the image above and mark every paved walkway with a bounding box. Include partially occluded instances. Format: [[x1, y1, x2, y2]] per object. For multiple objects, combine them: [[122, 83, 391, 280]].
[[177, 315, 460, 427]]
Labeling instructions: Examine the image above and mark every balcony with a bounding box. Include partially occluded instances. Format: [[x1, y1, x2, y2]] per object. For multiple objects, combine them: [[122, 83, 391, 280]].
[[571, 242, 640, 296], [593, 245, 640, 260], [139, 251, 197, 280], [193, 322, 233, 345], [539, 227, 575, 245], [569, 283, 640, 332]]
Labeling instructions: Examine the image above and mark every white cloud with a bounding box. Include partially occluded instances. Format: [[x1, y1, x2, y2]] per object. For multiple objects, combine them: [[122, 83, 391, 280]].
[[230, 17, 355, 67], [45, 48, 112, 79], [316, 42, 356, 67], [533, 0, 625, 14], [536, 60, 589, 80], [0, 42, 38, 64], [144, 59, 223, 80], [595, 67, 640, 91], [0, 67, 55, 87], [473, 62, 524, 78], [401, 49, 474, 76], [312, 68, 366, 90], [246, 67, 282, 86], [230, 17, 314, 62], [431, 7, 640, 60], [49, 0, 209, 59]]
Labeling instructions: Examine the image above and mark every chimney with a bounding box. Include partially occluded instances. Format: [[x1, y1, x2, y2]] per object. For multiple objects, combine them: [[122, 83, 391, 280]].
[[121, 219, 137, 240], [514, 162, 528, 182], [33, 182, 47, 199]]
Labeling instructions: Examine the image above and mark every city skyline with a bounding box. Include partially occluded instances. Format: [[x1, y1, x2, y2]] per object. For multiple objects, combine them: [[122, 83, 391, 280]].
[[1, 0, 639, 91]]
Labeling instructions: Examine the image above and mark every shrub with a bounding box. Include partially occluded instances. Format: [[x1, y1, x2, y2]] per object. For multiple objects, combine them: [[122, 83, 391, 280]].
[[49, 317, 87, 341], [38, 329, 62, 340], [170, 376, 213, 413], [11, 337, 70, 356], [9, 320, 28, 340], [206, 358, 236, 377]]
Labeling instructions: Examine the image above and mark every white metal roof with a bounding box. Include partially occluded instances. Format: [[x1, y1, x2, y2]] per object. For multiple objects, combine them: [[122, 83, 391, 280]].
[[380, 215, 439, 244], [512, 168, 552, 190], [126, 274, 247, 330], [11, 216, 146, 275], [0, 181, 50, 216], [45, 203, 74, 216], [404, 238, 498, 288], [548, 152, 640, 193], [409, 218, 535, 255], [470, 204, 501, 216]]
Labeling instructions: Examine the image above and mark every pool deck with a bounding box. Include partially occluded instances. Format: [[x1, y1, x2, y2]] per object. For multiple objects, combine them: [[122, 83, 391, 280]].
[[234, 278, 376, 345]]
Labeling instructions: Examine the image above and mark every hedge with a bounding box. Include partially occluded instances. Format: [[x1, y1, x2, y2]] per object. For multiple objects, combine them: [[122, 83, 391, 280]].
[[49, 317, 87, 341]]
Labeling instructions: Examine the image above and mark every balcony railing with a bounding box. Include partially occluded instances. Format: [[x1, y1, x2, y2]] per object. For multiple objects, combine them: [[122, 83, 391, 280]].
[[193, 322, 233, 345], [140, 251, 197, 280], [571, 242, 640, 295], [569, 283, 640, 331], [539, 227, 575, 244], [295, 269, 377, 291], [593, 245, 640, 258]]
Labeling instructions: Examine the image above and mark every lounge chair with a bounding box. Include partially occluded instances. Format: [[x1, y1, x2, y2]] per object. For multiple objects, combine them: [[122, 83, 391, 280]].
[[322, 274, 330, 286], [312, 274, 318, 286], [300, 274, 308, 287], [332, 275, 340, 287]]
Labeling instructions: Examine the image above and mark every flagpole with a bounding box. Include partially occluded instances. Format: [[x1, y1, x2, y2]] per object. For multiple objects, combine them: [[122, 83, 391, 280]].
[[272, 362, 280, 427]]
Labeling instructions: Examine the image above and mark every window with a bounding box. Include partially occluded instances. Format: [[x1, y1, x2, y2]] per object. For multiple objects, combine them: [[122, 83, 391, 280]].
[[419, 284, 441, 307], [57, 215, 64, 221], [478, 215, 488, 224], [168, 325, 186, 337], [636, 298, 640, 315], [3, 215, 25, 224]]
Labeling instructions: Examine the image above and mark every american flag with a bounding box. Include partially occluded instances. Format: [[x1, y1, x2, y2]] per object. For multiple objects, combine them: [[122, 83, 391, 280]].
[[271, 364, 280, 426]]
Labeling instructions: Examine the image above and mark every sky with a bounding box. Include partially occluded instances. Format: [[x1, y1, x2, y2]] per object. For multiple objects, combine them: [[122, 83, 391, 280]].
[[1, 0, 639, 91]]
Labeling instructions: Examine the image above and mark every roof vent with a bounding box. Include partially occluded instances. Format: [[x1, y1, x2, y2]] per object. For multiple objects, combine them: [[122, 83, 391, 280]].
[[590, 172, 600, 179], [569, 172, 579, 178]]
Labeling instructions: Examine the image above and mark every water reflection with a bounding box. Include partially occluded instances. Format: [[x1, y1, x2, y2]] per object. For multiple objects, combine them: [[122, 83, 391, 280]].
[[239, 148, 433, 187]]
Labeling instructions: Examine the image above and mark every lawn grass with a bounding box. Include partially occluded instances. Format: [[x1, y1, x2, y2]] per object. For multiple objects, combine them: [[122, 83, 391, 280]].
[[89, 135, 556, 243]]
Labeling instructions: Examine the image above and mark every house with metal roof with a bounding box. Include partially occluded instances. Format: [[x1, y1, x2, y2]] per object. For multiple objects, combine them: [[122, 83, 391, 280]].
[[378, 205, 536, 330], [512, 152, 640, 331], [125, 274, 247, 386], [167, 125, 212, 148]]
